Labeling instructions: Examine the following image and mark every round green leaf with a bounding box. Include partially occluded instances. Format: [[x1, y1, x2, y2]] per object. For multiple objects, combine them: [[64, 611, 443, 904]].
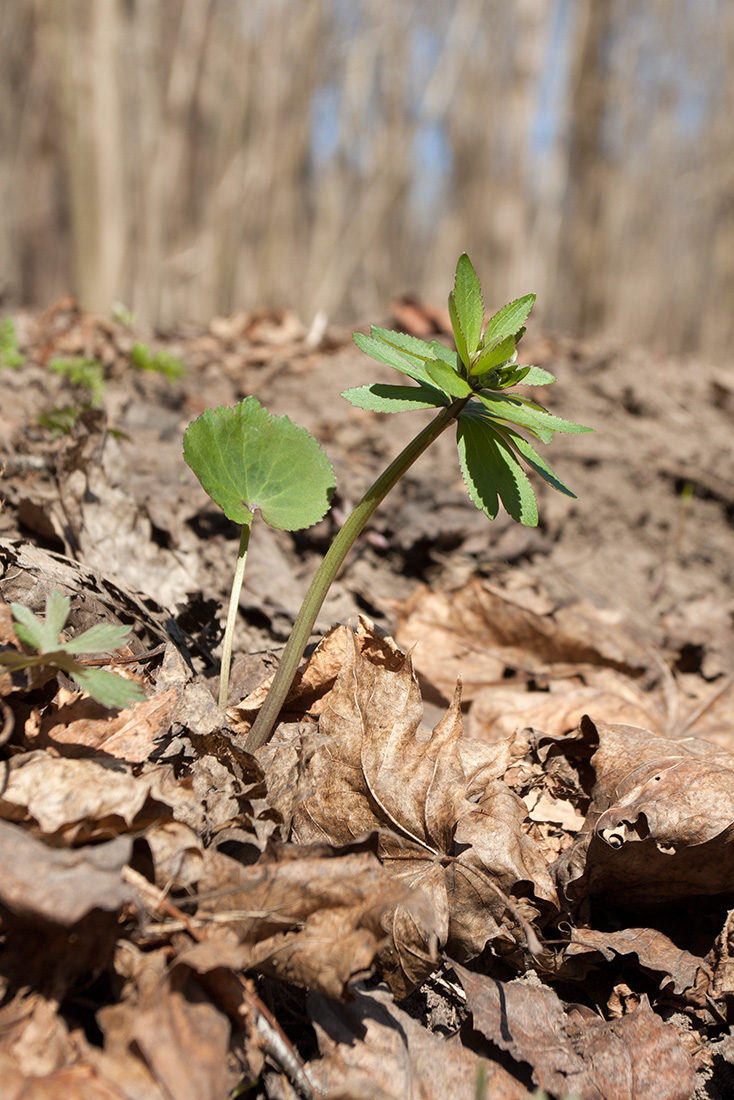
[[183, 397, 335, 530]]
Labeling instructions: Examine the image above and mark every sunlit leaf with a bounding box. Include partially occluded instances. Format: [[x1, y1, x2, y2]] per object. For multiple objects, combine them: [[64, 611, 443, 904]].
[[518, 366, 556, 386], [183, 396, 335, 530], [66, 665, 145, 709], [448, 292, 470, 370], [482, 293, 536, 349], [495, 424, 578, 498], [477, 391, 593, 437], [425, 359, 473, 399], [470, 334, 517, 377], [12, 590, 70, 652], [453, 253, 484, 356], [353, 331, 432, 385]]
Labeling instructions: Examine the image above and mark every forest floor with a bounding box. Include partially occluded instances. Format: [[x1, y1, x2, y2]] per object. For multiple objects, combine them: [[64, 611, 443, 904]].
[[0, 296, 733, 1099]]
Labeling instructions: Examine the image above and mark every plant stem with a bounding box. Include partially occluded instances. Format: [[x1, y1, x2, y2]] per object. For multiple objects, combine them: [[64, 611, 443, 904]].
[[219, 521, 252, 709], [245, 395, 470, 751]]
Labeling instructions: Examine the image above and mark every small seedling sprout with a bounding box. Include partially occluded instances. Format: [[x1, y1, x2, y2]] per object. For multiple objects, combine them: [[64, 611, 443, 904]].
[[0, 590, 146, 709], [183, 255, 592, 747]]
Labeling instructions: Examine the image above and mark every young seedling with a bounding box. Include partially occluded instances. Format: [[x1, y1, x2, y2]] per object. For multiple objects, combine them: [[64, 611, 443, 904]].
[[0, 318, 23, 369], [0, 590, 146, 708], [183, 396, 335, 708], [243, 253, 592, 751]]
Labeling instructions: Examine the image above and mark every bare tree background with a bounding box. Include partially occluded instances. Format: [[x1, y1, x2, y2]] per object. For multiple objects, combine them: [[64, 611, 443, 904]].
[[0, 0, 731, 357]]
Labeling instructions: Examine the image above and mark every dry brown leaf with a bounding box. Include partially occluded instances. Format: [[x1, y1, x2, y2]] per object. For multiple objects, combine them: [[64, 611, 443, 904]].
[[0, 751, 202, 842], [231, 615, 404, 730], [394, 576, 651, 704], [468, 680, 661, 742], [0, 819, 136, 989], [553, 717, 734, 905], [191, 843, 438, 1000], [454, 961, 696, 1100], [307, 983, 527, 1100], [132, 971, 234, 1100], [0, 819, 134, 926], [292, 629, 557, 985], [0, 1053, 133, 1100], [563, 926, 706, 1001], [39, 688, 179, 762]]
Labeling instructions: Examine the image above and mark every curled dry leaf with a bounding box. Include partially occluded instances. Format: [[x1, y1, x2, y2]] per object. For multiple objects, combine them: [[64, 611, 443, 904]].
[[553, 717, 734, 905], [454, 961, 696, 1100], [292, 628, 557, 990], [561, 925, 708, 1005], [0, 751, 203, 842], [307, 983, 527, 1100]]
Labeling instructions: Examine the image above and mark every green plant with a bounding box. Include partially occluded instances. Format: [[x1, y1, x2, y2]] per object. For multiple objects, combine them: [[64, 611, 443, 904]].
[[130, 342, 186, 382], [49, 356, 106, 406], [0, 318, 23, 369], [183, 397, 335, 707], [185, 254, 592, 747], [0, 591, 146, 709]]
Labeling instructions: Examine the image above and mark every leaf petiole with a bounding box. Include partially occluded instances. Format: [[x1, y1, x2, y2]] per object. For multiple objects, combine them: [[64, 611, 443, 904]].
[[245, 394, 471, 751], [219, 521, 252, 709]]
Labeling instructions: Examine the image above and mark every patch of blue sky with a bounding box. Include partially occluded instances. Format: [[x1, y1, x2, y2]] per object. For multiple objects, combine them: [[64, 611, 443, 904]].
[[531, 0, 574, 159]]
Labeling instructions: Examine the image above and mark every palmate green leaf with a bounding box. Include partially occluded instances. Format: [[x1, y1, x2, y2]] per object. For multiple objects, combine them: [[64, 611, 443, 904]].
[[183, 396, 335, 530], [353, 331, 433, 386], [57, 620, 135, 655], [483, 293, 536, 349], [12, 590, 70, 652], [4, 593, 146, 709], [425, 359, 472, 399], [341, 383, 447, 414], [67, 664, 145, 709], [453, 253, 484, 356], [456, 417, 539, 526]]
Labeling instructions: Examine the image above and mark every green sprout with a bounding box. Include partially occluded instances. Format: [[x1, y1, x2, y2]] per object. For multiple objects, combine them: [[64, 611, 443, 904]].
[[0, 591, 146, 709], [48, 356, 106, 406], [183, 397, 335, 708], [184, 254, 592, 746], [130, 342, 186, 382], [0, 318, 23, 369]]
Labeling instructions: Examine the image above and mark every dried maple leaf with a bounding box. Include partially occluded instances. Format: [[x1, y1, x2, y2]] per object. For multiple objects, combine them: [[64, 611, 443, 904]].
[[292, 629, 557, 990], [454, 962, 696, 1100], [191, 843, 438, 1001], [554, 717, 734, 905]]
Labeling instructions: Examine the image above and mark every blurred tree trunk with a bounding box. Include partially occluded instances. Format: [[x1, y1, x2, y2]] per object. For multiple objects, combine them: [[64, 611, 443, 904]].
[[557, 0, 616, 335]]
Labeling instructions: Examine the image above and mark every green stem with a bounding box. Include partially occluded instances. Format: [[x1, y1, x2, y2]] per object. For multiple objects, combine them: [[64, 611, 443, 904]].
[[219, 520, 252, 709], [245, 396, 469, 751]]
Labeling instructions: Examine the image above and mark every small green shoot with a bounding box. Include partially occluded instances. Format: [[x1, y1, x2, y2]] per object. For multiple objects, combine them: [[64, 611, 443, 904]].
[[49, 356, 106, 406], [0, 318, 23, 369], [131, 342, 186, 382], [37, 405, 83, 437], [183, 396, 335, 708], [0, 591, 146, 709], [112, 301, 135, 327], [242, 253, 592, 751]]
